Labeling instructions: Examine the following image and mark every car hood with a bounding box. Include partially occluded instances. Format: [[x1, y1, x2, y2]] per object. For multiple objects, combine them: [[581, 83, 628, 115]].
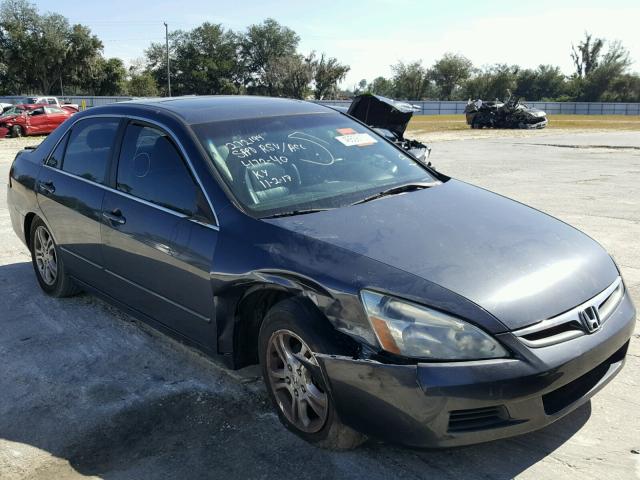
[[0, 115, 19, 122], [266, 180, 618, 330]]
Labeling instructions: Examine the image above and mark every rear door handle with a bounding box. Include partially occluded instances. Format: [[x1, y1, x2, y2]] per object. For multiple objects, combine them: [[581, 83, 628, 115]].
[[37, 180, 55, 195], [102, 209, 126, 225]]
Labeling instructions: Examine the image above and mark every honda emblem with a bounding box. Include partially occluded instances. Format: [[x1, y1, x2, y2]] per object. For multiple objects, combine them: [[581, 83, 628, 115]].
[[579, 305, 601, 333]]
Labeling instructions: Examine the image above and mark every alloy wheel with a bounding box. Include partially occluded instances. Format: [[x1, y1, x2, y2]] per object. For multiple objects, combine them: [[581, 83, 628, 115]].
[[34, 225, 57, 285], [266, 329, 329, 433]]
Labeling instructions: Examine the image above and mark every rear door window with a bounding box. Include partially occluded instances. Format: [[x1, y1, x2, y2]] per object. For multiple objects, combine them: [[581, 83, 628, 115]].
[[116, 123, 201, 216], [61, 118, 119, 184], [46, 133, 69, 168]]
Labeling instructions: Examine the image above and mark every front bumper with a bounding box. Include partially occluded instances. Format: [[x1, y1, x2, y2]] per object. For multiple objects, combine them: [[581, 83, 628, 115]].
[[318, 291, 635, 447]]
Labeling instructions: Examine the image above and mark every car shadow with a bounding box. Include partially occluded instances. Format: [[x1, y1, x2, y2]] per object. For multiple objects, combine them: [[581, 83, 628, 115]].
[[0, 260, 592, 479]]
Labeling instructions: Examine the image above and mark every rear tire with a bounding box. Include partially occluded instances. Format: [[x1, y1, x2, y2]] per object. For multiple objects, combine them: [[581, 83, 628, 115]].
[[11, 125, 23, 138], [30, 217, 80, 297], [259, 297, 366, 450]]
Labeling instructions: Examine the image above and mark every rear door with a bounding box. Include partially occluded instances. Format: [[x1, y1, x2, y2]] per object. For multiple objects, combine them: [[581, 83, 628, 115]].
[[43, 106, 68, 133], [36, 116, 122, 286], [100, 121, 218, 345]]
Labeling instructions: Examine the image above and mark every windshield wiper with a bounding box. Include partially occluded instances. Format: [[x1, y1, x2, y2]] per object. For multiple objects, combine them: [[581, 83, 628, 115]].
[[261, 208, 332, 219], [350, 181, 440, 206]]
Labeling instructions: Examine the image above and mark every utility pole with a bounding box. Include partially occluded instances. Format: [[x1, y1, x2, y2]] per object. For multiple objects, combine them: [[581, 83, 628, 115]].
[[164, 22, 171, 97]]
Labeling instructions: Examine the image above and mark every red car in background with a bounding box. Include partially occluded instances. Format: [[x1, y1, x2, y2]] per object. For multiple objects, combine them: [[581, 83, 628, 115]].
[[0, 104, 75, 138]]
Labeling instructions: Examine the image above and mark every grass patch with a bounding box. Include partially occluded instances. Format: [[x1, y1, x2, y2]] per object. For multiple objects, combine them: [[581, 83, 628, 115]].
[[407, 114, 640, 133]]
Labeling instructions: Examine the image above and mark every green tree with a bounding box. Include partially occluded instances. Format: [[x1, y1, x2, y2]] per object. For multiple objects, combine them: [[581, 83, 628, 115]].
[[264, 54, 314, 99], [88, 57, 127, 95], [463, 64, 518, 100], [601, 73, 640, 102], [65, 23, 104, 93], [239, 18, 299, 94], [391, 61, 431, 99], [574, 39, 632, 101], [571, 33, 604, 78], [368, 76, 394, 96], [312, 53, 349, 100], [0, 0, 40, 93], [513, 65, 566, 100], [0, 0, 103, 94], [127, 69, 159, 97], [428, 53, 473, 100], [144, 30, 182, 96], [171, 23, 241, 95]]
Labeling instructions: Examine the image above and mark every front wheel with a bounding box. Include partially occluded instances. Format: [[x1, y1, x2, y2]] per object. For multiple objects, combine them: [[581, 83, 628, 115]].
[[11, 125, 24, 137], [259, 297, 365, 450]]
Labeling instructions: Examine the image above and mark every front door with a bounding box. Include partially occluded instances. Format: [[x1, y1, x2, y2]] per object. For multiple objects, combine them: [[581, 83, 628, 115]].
[[100, 121, 218, 346], [26, 106, 48, 134]]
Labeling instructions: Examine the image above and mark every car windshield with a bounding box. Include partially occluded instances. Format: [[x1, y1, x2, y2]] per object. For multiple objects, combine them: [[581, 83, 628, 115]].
[[9, 97, 36, 104], [1, 106, 24, 116], [192, 113, 436, 218]]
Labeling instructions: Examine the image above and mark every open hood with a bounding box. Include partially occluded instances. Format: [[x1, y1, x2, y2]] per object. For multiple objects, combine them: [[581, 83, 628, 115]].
[[347, 94, 418, 138]]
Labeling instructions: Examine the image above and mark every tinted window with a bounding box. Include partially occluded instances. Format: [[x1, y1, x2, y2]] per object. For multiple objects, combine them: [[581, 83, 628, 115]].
[[30, 107, 45, 116], [117, 124, 199, 216], [46, 133, 69, 168], [45, 106, 64, 114], [62, 118, 119, 184], [47, 98, 57, 105]]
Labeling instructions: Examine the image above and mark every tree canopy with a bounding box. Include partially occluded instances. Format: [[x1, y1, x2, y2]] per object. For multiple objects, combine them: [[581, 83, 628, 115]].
[[0, 2, 637, 102]]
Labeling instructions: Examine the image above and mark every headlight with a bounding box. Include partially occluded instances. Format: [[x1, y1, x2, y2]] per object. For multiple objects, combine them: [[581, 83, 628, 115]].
[[360, 290, 508, 360]]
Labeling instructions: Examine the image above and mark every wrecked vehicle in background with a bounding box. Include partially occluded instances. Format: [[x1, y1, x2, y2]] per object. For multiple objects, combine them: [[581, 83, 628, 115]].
[[0, 104, 74, 138], [330, 94, 431, 162], [465, 95, 548, 129]]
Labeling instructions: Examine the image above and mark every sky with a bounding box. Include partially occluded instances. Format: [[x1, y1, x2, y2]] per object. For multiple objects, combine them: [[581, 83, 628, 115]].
[[32, 0, 640, 87]]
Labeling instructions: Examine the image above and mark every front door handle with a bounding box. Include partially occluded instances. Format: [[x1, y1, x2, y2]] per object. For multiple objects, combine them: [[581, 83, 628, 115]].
[[102, 209, 126, 225], [38, 180, 55, 195]]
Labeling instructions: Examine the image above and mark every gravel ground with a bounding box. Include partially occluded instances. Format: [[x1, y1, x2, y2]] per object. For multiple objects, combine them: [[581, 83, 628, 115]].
[[0, 130, 639, 480]]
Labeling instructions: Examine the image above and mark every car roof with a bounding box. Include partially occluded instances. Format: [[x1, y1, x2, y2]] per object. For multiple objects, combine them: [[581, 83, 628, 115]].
[[118, 95, 334, 125]]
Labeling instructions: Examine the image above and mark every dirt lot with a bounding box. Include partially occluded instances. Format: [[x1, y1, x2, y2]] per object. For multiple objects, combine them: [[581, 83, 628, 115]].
[[0, 127, 639, 480]]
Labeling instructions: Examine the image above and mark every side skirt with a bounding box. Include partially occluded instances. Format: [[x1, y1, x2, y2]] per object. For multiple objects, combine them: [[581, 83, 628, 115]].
[[70, 275, 236, 369]]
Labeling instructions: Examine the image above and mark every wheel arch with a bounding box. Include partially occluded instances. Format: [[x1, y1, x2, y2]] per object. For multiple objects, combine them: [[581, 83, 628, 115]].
[[226, 273, 341, 369], [23, 212, 56, 250], [23, 211, 38, 249], [232, 285, 295, 368]]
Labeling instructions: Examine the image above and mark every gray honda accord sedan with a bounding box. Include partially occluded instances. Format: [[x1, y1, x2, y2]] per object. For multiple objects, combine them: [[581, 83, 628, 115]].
[[7, 96, 635, 449]]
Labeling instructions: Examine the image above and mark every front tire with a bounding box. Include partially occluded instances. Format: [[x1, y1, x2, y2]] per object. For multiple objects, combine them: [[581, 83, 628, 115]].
[[30, 217, 80, 297], [11, 125, 24, 137], [259, 297, 365, 450]]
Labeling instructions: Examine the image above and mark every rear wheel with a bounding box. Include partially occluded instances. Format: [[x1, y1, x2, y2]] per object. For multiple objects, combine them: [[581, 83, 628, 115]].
[[11, 125, 23, 137], [259, 297, 365, 450], [30, 217, 80, 297]]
